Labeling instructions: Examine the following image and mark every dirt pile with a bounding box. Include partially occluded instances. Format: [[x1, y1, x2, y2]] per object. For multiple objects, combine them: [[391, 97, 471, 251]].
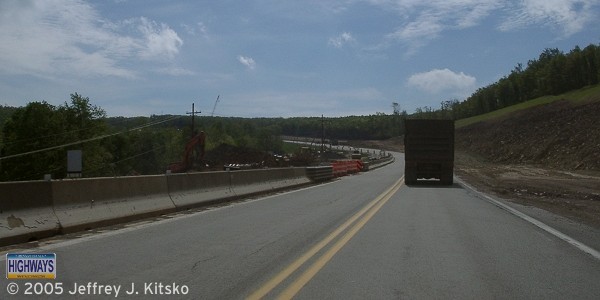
[[203, 144, 277, 170], [202, 143, 354, 171], [456, 100, 600, 171]]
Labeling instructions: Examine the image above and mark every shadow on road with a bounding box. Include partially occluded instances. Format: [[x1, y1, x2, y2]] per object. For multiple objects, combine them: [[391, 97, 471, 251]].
[[404, 182, 463, 189]]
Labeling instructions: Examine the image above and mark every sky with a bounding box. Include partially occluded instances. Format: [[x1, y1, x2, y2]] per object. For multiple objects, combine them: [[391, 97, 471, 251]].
[[1, 0, 599, 118]]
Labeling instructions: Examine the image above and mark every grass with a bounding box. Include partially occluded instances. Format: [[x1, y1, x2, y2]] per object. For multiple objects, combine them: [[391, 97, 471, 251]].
[[282, 141, 304, 154], [456, 84, 600, 128]]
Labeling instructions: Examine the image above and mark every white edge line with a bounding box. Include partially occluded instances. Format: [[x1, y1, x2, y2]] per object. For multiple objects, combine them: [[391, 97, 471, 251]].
[[456, 177, 600, 261]]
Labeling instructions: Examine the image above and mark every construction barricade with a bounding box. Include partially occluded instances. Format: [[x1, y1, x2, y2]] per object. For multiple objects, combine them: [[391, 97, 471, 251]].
[[331, 160, 364, 177]]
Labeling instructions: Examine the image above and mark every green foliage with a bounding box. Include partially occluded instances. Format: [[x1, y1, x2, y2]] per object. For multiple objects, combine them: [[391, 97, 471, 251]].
[[0, 105, 18, 130], [282, 141, 303, 154], [1, 101, 61, 180], [273, 113, 404, 140], [1, 94, 109, 180], [256, 125, 283, 153], [63, 93, 110, 177], [415, 43, 600, 121], [0, 95, 191, 181], [456, 83, 600, 128], [1, 95, 408, 181]]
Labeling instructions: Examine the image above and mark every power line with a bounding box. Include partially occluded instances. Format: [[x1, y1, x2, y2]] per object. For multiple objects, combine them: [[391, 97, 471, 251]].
[[0, 115, 182, 161], [0, 114, 140, 147], [84, 144, 169, 175]]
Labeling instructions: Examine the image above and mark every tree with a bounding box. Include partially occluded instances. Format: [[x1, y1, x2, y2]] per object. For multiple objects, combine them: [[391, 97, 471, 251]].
[[61, 93, 111, 177], [1, 101, 63, 180], [392, 102, 401, 115], [0, 94, 110, 181], [257, 125, 283, 153], [411, 44, 600, 121]]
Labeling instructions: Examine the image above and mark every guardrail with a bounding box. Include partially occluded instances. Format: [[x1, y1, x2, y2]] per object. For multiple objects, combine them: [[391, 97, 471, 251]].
[[306, 166, 334, 182], [368, 154, 395, 170]]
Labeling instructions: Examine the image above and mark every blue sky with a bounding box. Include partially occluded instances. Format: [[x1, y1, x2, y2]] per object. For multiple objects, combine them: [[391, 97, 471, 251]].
[[1, 0, 599, 117]]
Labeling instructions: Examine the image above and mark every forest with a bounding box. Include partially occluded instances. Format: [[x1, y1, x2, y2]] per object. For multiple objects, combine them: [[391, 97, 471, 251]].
[[413, 44, 600, 119], [1, 44, 598, 181]]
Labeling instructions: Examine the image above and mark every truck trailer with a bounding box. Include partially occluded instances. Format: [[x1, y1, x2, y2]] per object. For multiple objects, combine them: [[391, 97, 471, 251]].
[[404, 119, 454, 185]]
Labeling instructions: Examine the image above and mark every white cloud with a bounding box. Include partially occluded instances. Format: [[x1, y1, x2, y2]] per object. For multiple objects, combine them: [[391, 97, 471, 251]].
[[155, 67, 195, 76], [328, 32, 356, 48], [0, 0, 183, 79], [407, 68, 476, 95], [229, 88, 384, 117], [137, 17, 183, 60], [498, 0, 597, 37], [366, 0, 597, 54], [366, 0, 502, 55], [182, 21, 209, 37], [237, 55, 256, 70], [380, 1, 499, 36]]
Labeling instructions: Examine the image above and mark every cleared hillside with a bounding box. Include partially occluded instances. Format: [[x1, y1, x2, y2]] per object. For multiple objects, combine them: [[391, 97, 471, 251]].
[[454, 86, 600, 227], [456, 84, 600, 171]]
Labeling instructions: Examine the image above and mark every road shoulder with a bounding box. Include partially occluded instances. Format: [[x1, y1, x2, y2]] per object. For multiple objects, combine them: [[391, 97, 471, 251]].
[[455, 157, 600, 254]]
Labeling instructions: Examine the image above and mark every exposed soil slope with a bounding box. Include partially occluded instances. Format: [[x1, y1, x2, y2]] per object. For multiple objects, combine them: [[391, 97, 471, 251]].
[[455, 99, 600, 228], [456, 100, 600, 171]]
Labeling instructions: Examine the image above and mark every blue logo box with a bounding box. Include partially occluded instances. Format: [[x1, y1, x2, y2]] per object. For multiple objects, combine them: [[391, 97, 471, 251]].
[[6, 253, 56, 279]]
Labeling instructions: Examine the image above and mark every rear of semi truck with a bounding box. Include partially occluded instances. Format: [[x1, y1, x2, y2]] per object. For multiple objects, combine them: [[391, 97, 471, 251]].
[[404, 119, 455, 185]]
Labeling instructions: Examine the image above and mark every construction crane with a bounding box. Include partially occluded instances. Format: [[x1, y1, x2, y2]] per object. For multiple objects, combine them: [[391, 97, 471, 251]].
[[211, 95, 220, 117]]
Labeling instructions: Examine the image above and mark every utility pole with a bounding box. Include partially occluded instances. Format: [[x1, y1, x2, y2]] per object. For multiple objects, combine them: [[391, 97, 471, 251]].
[[321, 114, 325, 153], [186, 103, 201, 138]]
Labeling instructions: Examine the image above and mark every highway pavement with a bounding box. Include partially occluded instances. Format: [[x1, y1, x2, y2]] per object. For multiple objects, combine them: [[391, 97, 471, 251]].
[[1, 153, 599, 299]]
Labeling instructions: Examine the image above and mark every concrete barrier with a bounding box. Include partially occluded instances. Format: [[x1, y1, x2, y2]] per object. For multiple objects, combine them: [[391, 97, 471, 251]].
[[230, 168, 310, 196], [230, 169, 274, 196], [265, 168, 310, 190], [369, 155, 395, 170], [0, 181, 60, 245], [52, 176, 175, 233], [0, 167, 314, 246], [167, 171, 234, 209]]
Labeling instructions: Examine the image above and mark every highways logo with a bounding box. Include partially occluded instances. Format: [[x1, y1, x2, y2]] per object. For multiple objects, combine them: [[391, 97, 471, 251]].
[[6, 253, 56, 279]]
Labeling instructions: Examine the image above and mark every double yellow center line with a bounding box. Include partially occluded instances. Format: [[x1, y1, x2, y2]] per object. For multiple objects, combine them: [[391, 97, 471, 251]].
[[248, 176, 405, 300]]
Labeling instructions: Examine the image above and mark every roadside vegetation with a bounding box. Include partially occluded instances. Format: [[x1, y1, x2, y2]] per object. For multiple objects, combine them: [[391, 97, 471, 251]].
[[0, 98, 405, 181], [456, 83, 600, 128], [1, 43, 599, 182], [413, 43, 600, 120]]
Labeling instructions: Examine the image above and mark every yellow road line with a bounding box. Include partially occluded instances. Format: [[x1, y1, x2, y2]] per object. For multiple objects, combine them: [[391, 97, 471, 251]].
[[277, 178, 403, 299], [247, 176, 404, 300]]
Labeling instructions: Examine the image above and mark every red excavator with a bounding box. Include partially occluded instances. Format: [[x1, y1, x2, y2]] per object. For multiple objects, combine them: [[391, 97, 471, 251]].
[[168, 131, 207, 173]]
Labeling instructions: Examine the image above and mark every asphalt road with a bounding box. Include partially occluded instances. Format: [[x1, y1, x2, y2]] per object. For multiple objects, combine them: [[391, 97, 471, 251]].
[[1, 153, 599, 299]]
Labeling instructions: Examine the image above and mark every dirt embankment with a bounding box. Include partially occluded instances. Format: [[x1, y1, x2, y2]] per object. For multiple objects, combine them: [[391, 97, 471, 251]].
[[455, 100, 600, 228], [348, 136, 404, 152], [456, 100, 600, 171]]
